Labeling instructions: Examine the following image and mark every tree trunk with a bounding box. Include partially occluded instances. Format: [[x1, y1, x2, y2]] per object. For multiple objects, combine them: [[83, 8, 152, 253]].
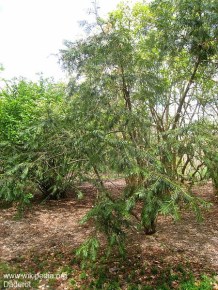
[[143, 217, 157, 235]]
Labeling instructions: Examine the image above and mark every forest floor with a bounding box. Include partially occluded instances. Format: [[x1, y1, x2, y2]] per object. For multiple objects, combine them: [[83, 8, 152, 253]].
[[0, 180, 218, 289]]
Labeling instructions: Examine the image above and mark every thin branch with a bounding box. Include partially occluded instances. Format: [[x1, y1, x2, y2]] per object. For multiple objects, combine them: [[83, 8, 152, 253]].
[[172, 57, 201, 130]]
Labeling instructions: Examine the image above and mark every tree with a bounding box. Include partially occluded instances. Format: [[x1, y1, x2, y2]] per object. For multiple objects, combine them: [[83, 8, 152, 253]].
[[60, 0, 217, 255]]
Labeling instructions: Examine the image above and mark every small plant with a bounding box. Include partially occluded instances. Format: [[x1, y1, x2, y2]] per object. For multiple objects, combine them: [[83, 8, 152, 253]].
[[179, 275, 214, 290]]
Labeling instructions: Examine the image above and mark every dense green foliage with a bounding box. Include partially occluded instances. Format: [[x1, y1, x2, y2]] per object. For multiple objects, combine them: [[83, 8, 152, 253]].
[[0, 78, 87, 204]]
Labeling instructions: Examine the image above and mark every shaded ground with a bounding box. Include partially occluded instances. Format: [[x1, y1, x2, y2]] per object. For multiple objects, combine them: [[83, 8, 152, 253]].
[[0, 180, 218, 289], [139, 182, 218, 272]]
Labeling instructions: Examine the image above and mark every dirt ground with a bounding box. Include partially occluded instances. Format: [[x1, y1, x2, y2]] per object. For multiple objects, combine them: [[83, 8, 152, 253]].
[[0, 179, 218, 287]]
